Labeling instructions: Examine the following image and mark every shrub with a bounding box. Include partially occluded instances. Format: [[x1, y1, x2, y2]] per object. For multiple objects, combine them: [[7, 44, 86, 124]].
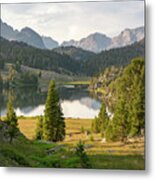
[[75, 140, 91, 168]]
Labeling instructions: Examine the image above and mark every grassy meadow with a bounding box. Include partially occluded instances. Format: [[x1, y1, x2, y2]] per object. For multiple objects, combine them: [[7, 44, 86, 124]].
[[4, 117, 144, 169]]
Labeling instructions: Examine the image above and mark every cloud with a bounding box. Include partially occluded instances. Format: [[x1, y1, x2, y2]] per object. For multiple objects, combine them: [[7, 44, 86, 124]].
[[1, 1, 144, 43]]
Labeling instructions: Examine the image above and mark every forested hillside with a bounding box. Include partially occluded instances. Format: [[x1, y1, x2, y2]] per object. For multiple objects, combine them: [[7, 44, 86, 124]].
[[91, 57, 145, 141], [83, 39, 144, 75], [53, 46, 95, 61], [0, 37, 79, 75], [0, 37, 144, 77]]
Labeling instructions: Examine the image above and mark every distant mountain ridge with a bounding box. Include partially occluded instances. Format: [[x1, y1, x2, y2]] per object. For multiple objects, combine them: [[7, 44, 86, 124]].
[[110, 27, 144, 49], [42, 36, 59, 49], [61, 27, 144, 53], [0, 19, 59, 49], [16, 27, 45, 49], [62, 33, 112, 53], [0, 19, 144, 53]]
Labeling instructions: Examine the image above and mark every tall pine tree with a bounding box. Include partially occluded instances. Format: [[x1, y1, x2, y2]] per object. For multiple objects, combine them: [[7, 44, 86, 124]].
[[5, 95, 18, 143], [128, 58, 145, 136], [110, 97, 129, 142], [35, 116, 43, 140], [92, 102, 108, 136], [106, 58, 145, 141], [43, 80, 65, 142]]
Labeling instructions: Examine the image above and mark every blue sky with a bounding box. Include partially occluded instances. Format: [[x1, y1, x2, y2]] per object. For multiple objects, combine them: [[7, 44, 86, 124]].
[[1, 1, 144, 43]]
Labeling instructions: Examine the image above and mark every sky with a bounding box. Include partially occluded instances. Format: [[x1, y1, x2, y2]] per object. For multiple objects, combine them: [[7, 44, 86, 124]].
[[1, 0, 144, 44]]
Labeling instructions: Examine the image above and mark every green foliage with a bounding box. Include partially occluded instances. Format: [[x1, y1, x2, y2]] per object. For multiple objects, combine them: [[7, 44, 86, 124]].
[[12, 72, 38, 87], [75, 140, 91, 168], [91, 117, 100, 133], [92, 102, 108, 136], [0, 37, 79, 75], [5, 95, 18, 143], [107, 58, 144, 141], [105, 121, 116, 142], [110, 98, 129, 142], [35, 116, 43, 140], [43, 80, 65, 142], [127, 58, 145, 136], [0, 37, 144, 76], [0, 146, 30, 166], [53, 46, 95, 62], [92, 58, 145, 142], [82, 39, 144, 76]]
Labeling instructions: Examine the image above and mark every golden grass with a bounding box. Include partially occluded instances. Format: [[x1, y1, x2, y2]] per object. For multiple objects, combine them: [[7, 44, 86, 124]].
[[18, 117, 144, 156], [18, 117, 92, 140], [18, 118, 37, 140]]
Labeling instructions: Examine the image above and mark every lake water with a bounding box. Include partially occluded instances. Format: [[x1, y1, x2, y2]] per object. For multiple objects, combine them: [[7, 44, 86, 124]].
[[0, 86, 101, 118]]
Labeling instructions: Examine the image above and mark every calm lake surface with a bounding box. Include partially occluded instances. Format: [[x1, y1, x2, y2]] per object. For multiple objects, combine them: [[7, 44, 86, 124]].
[[0, 86, 101, 118]]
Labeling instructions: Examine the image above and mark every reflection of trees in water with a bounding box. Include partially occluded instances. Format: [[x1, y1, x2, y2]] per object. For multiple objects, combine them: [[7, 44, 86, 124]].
[[0, 86, 101, 113], [58, 87, 89, 101], [79, 97, 101, 110], [0, 87, 46, 110]]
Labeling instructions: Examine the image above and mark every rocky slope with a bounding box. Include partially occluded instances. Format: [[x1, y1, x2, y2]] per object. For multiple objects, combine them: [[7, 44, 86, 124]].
[[0, 19, 58, 49], [61, 27, 144, 53]]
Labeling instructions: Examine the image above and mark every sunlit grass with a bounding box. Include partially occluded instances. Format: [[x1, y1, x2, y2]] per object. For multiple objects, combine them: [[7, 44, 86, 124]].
[[0, 117, 144, 169], [18, 117, 144, 156]]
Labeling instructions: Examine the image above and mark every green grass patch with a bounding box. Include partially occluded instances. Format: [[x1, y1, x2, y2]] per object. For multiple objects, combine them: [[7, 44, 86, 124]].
[[0, 117, 145, 169], [64, 81, 90, 85], [89, 154, 144, 170]]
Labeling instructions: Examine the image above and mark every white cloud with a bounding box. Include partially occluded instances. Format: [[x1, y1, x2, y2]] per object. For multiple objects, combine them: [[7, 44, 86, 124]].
[[1, 1, 144, 43]]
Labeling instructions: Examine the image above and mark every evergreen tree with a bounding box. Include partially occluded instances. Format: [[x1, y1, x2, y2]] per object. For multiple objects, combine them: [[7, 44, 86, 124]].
[[98, 102, 109, 136], [92, 102, 108, 136], [35, 116, 43, 140], [5, 95, 18, 143], [43, 80, 65, 142], [94, 58, 145, 141], [109, 97, 129, 142], [128, 59, 145, 136], [55, 105, 66, 141], [91, 117, 100, 133], [75, 140, 91, 168], [108, 58, 144, 140]]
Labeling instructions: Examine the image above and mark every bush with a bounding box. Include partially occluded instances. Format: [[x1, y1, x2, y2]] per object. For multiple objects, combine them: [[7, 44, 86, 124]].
[[75, 140, 91, 168]]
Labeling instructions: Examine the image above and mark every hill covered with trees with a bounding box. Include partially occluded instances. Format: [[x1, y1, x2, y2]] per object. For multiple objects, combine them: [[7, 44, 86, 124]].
[[0, 37, 144, 78], [0, 37, 80, 76], [82, 39, 144, 76], [91, 57, 145, 142]]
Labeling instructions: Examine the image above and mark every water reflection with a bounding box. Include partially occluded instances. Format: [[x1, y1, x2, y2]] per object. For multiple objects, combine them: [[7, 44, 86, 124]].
[[0, 86, 101, 118], [61, 98, 100, 118]]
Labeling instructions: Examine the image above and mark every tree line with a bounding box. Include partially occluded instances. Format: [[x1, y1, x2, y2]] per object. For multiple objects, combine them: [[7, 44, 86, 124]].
[[0, 37, 144, 77], [92, 57, 145, 142], [0, 37, 79, 75]]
